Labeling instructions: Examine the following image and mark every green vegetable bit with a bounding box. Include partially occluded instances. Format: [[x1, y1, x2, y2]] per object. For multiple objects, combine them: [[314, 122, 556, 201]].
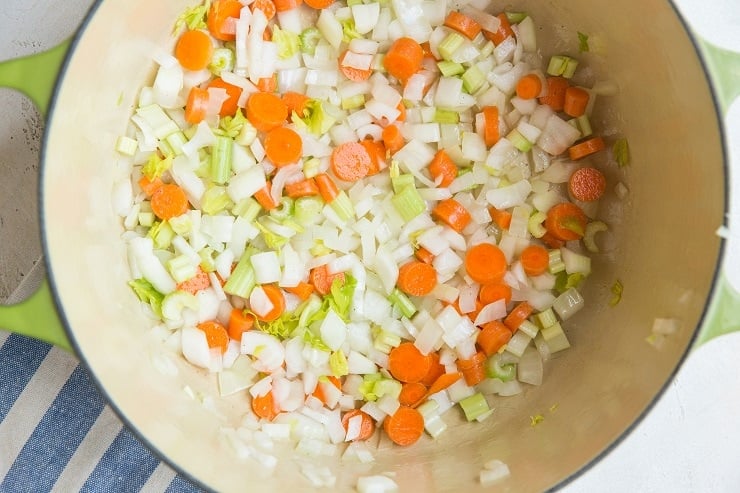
[[128, 278, 165, 317], [613, 138, 631, 167], [609, 279, 624, 306], [577, 32, 590, 52]]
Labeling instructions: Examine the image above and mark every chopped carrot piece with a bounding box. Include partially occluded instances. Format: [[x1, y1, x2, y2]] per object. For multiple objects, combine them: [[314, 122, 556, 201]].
[[539, 76, 569, 112], [361, 139, 387, 176], [252, 390, 279, 420], [443, 11, 482, 39], [432, 198, 472, 233], [284, 281, 315, 301], [175, 29, 214, 71], [314, 173, 340, 203], [482, 13, 515, 45], [312, 375, 341, 405], [246, 91, 288, 132], [479, 282, 512, 306], [457, 351, 486, 386], [254, 284, 286, 322], [138, 175, 164, 197], [388, 342, 432, 383], [477, 321, 512, 356], [184, 87, 210, 124], [519, 244, 550, 277], [424, 372, 461, 397], [383, 405, 425, 446], [304, 0, 334, 8], [207, 0, 243, 41], [207, 77, 243, 117], [264, 126, 303, 166], [503, 301, 533, 332], [482, 106, 500, 147], [150, 183, 189, 220], [273, 0, 302, 11], [310, 264, 345, 296], [382, 124, 405, 155], [414, 247, 435, 265], [545, 202, 587, 241], [465, 243, 507, 284], [330, 141, 372, 182], [257, 74, 277, 93], [563, 86, 590, 117], [568, 137, 606, 161], [399, 382, 428, 407], [515, 73, 543, 100], [283, 91, 311, 117], [489, 206, 512, 230], [254, 182, 278, 210], [397, 261, 437, 297], [285, 178, 320, 198], [342, 409, 376, 441], [338, 50, 373, 82], [177, 266, 211, 295], [428, 150, 458, 187], [197, 320, 230, 354], [569, 167, 606, 202], [420, 351, 446, 388], [383, 37, 424, 84], [251, 0, 276, 20], [227, 308, 255, 341]]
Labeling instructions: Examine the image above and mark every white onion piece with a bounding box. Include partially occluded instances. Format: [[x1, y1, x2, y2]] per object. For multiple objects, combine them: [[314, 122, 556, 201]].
[[241, 332, 285, 372], [473, 300, 508, 326]]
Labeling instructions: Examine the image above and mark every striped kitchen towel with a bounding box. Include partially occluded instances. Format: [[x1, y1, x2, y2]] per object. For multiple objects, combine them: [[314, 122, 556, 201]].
[[0, 331, 203, 493]]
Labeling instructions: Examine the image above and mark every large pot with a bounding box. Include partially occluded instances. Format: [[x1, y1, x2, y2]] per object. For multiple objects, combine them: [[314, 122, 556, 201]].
[[1, 0, 739, 491]]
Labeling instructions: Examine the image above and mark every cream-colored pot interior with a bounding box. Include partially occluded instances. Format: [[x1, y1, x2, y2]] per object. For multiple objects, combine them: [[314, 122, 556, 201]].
[[43, 0, 724, 491]]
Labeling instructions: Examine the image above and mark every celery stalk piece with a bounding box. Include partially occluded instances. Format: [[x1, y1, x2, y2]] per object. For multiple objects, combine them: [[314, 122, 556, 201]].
[[210, 135, 233, 185], [223, 248, 257, 298]]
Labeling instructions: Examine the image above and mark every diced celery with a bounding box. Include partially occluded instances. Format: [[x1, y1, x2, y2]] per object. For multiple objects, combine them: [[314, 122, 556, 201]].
[[168, 214, 192, 236], [392, 185, 426, 222], [138, 212, 155, 228], [148, 221, 175, 250], [342, 94, 366, 110], [209, 48, 234, 76], [459, 393, 490, 421], [562, 58, 579, 79], [433, 109, 460, 124], [210, 135, 233, 185], [518, 320, 539, 338], [437, 60, 465, 77], [166, 131, 187, 156], [528, 211, 547, 238], [438, 32, 465, 61], [299, 27, 321, 55], [462, 65, 485, 94], [576, 114, 592, 137], [128, 278, 164, 317], [303, 157, 322, 178], [505, 12, 528, 23], [270, 197, 295, 221], [372, 379, 402, 399], [310, 240, 331, 257], [236, 121, 258, 147], [116, 136, 138, 156], [537, 308, 558, 329], [295, 196, 324, 225], [142, 152, 173, 180], [548, 249, 565, 274], [485, 354, 517, 382], [546, 55, 570, 76], [232, 197, 261, 222], [201, 186, 234, 215], [540, 321, 570, 353], [391, 174, 415, 194], [388, 288, 417, 318], [198, 247, 217, 273], [330, 350, 349, 376], [373, 329, 402, 353], [223, 249, 257, 298], [507, 129, 533, 152], [136, 104, 179, 139], [167, 254, 198, 283], [330, 191, 355, 222]]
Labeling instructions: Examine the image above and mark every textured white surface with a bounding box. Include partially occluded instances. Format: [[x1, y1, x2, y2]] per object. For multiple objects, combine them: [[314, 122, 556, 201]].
[[1, 0, 739, 491]]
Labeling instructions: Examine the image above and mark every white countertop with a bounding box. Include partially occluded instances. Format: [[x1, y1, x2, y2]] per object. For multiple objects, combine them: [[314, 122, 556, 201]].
[[1, 0, 739, 491]]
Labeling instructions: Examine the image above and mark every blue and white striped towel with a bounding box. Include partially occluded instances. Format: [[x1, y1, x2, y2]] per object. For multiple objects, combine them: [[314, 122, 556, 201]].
[[0, 331, 203, 493]]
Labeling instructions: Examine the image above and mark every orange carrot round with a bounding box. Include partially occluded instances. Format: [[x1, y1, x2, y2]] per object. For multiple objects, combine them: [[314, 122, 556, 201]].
[[464, 243, 507, 284], [443, 11, 482, 39], [251, 0, 276, 19], [150, 183, 189, 220], [138, 175, 164, 197], [457, 351, 486, 386], [207, 77, 243, 117], [515, 73, 543, 100], [488, 206, 512, 230], [207, 0, 243, 41], [383, 405, 425, 446], [177, 266, 211, 294], [477, 321, 512, 356], [519, 244, 550, 277], [399, 382, 428, 407], [428, 150, 458, 187], [382, 124, 405, 155], [342, 409, 376, 441], [255, 284, 286, 322], [246, 91, 289, 132], [539, 76, 569, 111], [330, 141, 372, 182], [563, 86, 590, 117], [545, 202, 587, 241], [361, 139, 386, 176], [257, 74, 277, 93], [503, 301, 533, 332], [420, 351, 445, 387], [304, 0, 335, 8], [482, 106, 500, 147], [264, 126, 303, 166], [285, 178, 320, 198], [273, 0, 302, 12], [314, 173, 340, 203], [310, 264, 345, 296], [397, 261, 437, 297], [175, 30, 214, 71], [569, 166, 606, 202], [338, 50, 373, 82], [383, 37, 424, 84], [478, 282, 512, 306], [432, 198, 472, 233], [282, 91, 311, 117], [568, 137, 606, 161], [388, 342, 432, 383], [197, 320, 230, 353], [252, 390, 279, 420], [185, 87, 210, 124], [227, 308, 255, 341]]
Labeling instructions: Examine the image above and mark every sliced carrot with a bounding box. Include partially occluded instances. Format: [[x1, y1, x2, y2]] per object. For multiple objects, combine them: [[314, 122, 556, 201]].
[[175, 29, 214, 72], [424, 371, 461, 397], [545, 202, 587, 241], [399, 382, 428, 407], [310, 264, 345, 296], [569, 166, 606, 202], [539, 76, 569, 112], [515, 73, 543, 100], [397, 261, 437, 297], [283, 91, 311, 117], [414, 247, 435, 265], [477, 321, 512, 356], [503, 301, 533, 332], [457, 351, 486, 386], [388, 342, 432, 383], [432, 198, 472, 233], [151, 183, 189, 220], [443, 11, 482, 39], [342, 409, 375, 441], [482, 106, 500, 147], [257, 74, 277, 93], [383, 405, 425, 446], [207, 0, 243, 41], [262, 25, 273, 42], [483, 13, 515, 45], [489, 206, 512, 230], [246, 91, 289, 132], [541, 231, 565, 249], [428, 150, 458, 187], [361, 139, 386, 176], [382, 124, 405, 155], [396, 101, 407, 122], [252, 390, 279, 420], [285, 178, 320, 198], [420, 351, 446, 388], [304, 0, 335, 8], [478, 282, 512, 306], [251, 0, 276, 20], [177, 266, 211, 294], [273, 0, 302, 12], [313, 375, 341, 405], [197, 320, 230, 354], [383, 37, 424, 84], [330, 141, 372, 182], [314, 173, 340, 203], [184, 86, 210, 124], [254, 284, 286, 322], [569, 137, 606, 161], [563, 86, 590, 117], [254, 182, 278, 210], [207, 77, 243, 117], [138, 175, 164, 197], [339, 50, 373, 82], [264, 126, 303, 166], [519, 244, 550, 277], [465, 242, 507, 284], [227, 308, 255, 341], [284, 281, 315, 301]]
